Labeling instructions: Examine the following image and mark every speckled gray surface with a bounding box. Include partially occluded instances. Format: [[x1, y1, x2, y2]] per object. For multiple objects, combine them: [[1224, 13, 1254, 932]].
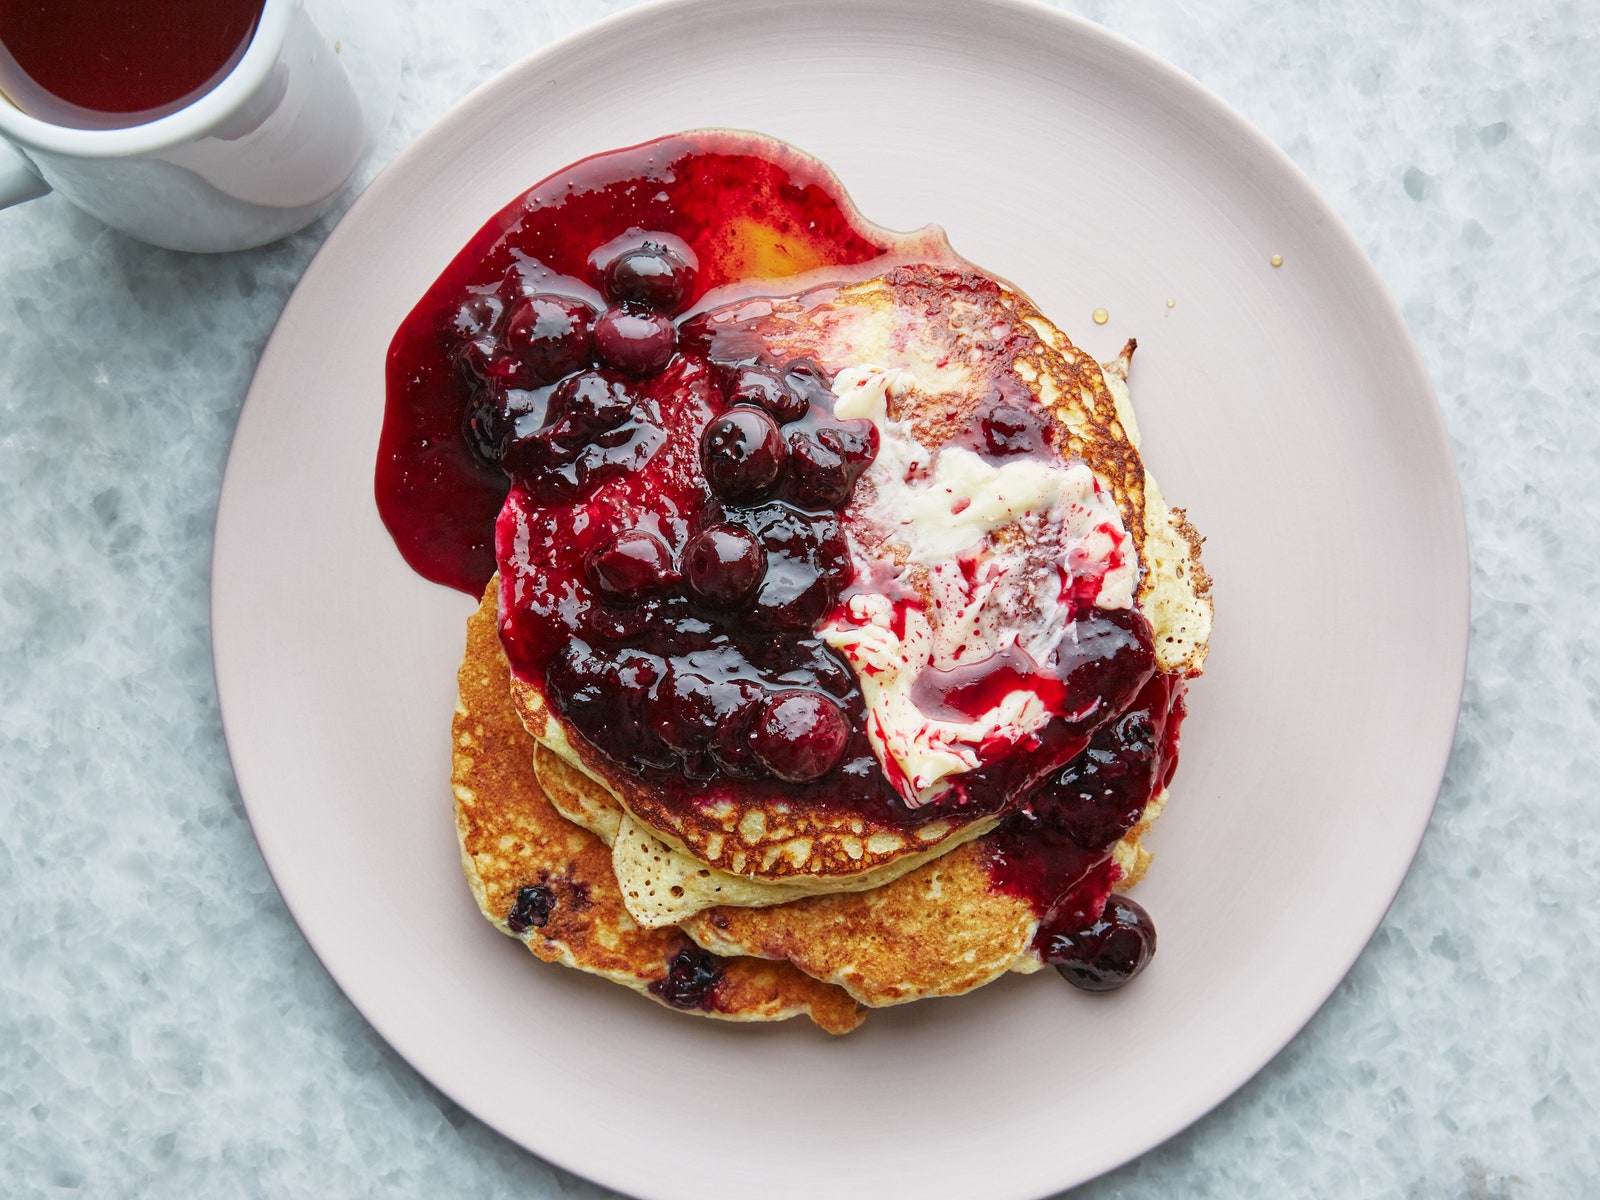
[[2, 1, 1597, 1196]]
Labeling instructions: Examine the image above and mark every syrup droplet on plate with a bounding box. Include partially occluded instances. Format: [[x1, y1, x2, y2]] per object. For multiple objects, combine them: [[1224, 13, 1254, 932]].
[[1091, 307, 1109, 325], [1270, 253, 1284, 268]]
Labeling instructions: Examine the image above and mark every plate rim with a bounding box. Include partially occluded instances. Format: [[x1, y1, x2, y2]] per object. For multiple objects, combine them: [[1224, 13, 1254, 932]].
[[211, 0, 1470, 1195]]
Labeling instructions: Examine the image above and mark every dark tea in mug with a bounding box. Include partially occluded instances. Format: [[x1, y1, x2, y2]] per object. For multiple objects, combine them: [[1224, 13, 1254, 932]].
[[0, 0, 265, 129]]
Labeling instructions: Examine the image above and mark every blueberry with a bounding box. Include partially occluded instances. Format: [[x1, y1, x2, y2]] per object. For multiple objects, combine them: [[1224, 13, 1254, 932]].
[[683, 524, 765, 609], [781, 358, 836, 408], [587, 530, 674, 603], [547, 371, 637, 442], [593, 306, 676, 376], [750, 690, 850, 782], [701, 408, 786, 503], [649, 945, 725, 1010], [506, 884, 557, 933], [818, 421, 878, 468], [1044, 895, 1157, 991], [727, 366, 807, 423], [461, 385, 521, 465], [786, 431, 854, 509], [603, 243, 694, 313], [503, 295, 597, 387]]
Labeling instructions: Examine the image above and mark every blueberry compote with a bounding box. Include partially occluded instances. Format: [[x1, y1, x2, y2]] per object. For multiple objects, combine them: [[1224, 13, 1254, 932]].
[[379, 132, 893, 594], [379, 132, 1184, 992], [984, 672, 1186, 989], [495, 339, 900, 815]]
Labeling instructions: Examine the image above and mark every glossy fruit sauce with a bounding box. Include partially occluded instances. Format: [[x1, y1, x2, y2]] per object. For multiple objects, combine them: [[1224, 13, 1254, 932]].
[[381, 133, 892, 596], [379, 132, 1183, 987]]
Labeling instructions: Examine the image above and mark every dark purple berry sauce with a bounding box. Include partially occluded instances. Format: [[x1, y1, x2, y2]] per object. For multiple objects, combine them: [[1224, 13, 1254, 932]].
[[983, 672, 1186, 977]]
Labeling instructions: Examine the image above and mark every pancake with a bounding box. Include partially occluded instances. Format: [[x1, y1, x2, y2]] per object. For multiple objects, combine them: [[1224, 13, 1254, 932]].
[[453, 580, 863, 1034], [678, 785, 1171, 1007], [501, 266, 1210, 926], [507, 675, 995, 926], [534, 718, 1171, 1007]]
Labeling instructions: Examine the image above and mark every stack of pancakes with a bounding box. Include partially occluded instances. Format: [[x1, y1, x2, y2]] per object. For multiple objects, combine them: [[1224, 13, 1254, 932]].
[[450, 266, 1210, 1033]]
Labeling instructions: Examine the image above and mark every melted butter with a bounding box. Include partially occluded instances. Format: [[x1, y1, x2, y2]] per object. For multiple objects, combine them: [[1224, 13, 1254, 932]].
[[820, 365, 1137, 806]]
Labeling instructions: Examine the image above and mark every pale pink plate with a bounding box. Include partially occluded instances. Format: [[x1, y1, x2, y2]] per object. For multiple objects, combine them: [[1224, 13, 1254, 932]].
[[212, 1, 1468, 1196]]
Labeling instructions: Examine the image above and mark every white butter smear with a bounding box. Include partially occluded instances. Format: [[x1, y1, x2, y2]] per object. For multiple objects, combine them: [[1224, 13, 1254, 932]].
[[820, 365, 1137, 806]]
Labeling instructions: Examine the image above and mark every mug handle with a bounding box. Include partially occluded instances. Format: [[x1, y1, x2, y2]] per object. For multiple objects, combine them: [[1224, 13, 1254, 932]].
[[1, 141, 52, 208]]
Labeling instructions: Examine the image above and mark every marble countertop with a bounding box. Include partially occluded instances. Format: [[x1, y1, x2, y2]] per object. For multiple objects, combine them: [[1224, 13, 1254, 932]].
[[2, 1, 1596, 1195]]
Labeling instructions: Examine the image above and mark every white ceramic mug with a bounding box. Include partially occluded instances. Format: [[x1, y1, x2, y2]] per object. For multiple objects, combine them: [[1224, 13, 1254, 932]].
[[0, 0, 366, 252]]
